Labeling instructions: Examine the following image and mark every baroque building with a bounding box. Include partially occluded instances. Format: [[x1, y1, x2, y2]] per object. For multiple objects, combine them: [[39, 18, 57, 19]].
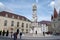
[[0, 11, 31, 34]]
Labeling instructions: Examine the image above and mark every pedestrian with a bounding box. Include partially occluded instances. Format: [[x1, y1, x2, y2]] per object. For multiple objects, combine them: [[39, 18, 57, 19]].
[[6, 30, 9, 36], [43, 32, 45, 36], [20, 32, 22, 39], [36, 31, 37, 34], [14, 32, 17, 40]]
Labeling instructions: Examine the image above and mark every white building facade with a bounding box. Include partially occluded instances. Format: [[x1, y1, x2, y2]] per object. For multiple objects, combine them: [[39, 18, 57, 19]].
[[38, 21, 49, 33]]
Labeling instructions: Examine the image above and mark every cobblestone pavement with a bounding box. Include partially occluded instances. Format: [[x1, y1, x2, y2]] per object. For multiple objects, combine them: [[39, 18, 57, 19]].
[[0, 36, 60, 40]]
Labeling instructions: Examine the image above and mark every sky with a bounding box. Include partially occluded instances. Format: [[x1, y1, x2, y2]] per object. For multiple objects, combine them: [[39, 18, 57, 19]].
[[55, 0, 60, 12], [0, 0, 58, 21]]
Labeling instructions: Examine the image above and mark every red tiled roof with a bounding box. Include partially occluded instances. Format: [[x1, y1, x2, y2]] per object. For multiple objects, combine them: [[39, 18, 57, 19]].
[[0, 11, 31, 22]]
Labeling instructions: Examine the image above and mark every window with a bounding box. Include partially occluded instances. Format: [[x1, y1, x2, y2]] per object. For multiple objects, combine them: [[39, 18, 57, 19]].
[[12, 16, 14, 18], [22, 23, 24, 28], [18, 16, 19, 19], [11, 21, 14, 26], [17, 22, 19, 27], [6, 14, 8, 17], [4, 20, 7, 26], [29, 24, 31, 28], [26, 24, 28, 28], [22, 18, 24, 20], [21, 29, 24, 32], [26, 29, 28, 33]]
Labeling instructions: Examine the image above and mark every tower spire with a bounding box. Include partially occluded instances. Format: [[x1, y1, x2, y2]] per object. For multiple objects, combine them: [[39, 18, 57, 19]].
[[32, 1, 37, 22], [53, 7, 58, 18], [32, 0, 38, 27]]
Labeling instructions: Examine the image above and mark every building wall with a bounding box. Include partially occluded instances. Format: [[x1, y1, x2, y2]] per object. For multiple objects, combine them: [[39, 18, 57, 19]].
[[48, 24, 53, 33], [52, 17, 60, 33], [41, 24, 48, 32], [0, 16, 31, 34]]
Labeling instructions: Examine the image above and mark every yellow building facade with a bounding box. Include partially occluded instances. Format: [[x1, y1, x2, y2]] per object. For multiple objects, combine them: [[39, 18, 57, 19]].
[[0, 11, 31, 34]]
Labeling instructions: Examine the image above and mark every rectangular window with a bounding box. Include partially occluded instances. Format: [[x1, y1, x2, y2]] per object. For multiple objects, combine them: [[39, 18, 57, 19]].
[[4, 20, 7, 26], [11, 21, 14, 26], [22, 23, 24, 27], [12, 16, 14, 18], [21, 29, 24, 32], [17, 22, 19, 27], [26, 24, 28, 28], [22, 18, 24, 20], [26, 29, 28, 33], [6, 14, 8, 17]]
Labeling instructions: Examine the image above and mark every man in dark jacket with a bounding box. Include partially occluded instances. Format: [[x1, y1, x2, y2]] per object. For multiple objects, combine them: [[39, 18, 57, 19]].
[[20, 32, 22, 39], [14, 32, 18, 40]]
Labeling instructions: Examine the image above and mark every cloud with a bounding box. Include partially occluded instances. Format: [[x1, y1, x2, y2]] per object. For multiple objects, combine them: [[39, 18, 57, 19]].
[[49, 1, 55, 8], [49, 0, 60, 13], [0, 2, 14, 12], [55, 0, 60, 12], [38, 16, 51, 21], [0, 2, 5, 11], [0, 2, 5, 7], [0, 2, 5, 9], [36, 0, 38, 3]]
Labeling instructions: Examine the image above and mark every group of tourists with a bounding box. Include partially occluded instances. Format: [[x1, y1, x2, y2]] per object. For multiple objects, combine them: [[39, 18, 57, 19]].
[[0, 30, 9, 36], [0, 30, 22, 40]]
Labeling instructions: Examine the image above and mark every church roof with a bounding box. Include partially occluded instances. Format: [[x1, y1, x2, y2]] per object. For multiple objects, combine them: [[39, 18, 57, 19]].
[[53, 8, 58, 18]]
